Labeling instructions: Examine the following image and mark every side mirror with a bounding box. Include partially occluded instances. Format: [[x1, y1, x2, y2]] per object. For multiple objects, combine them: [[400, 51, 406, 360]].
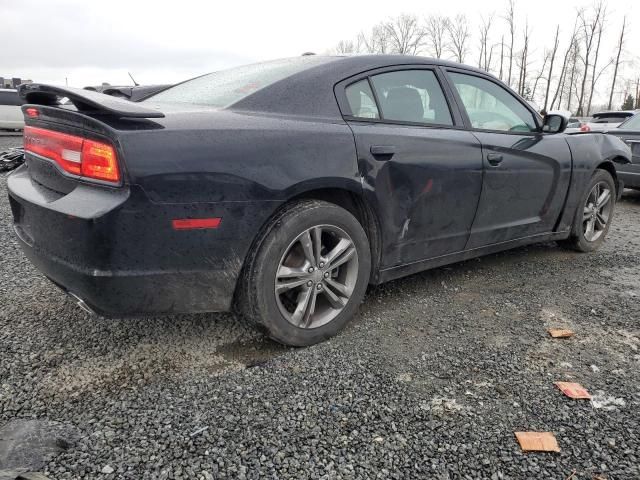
[[542, 114, 568, 134]]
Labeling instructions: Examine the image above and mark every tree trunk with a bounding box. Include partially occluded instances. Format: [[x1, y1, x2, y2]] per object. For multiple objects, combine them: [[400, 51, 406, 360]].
[[566, 45, 579, 112], [608, 16, 626, 110], [586, 11, 606, 116], [576, 2, 604, 116], [543, 26, 560, 111], [506, 0, 515, 87], [499, 36, 504, 81]]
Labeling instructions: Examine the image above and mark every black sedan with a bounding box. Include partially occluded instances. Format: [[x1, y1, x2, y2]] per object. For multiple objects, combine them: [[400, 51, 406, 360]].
[[8, 55, 631, 346], [606, 113, 640, 189]]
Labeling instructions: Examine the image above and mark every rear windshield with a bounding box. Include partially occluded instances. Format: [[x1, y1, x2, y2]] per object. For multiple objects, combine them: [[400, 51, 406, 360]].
[[591, 113, 632, 123], [144, 56, 335, 108], [618, 114, 640, 130]]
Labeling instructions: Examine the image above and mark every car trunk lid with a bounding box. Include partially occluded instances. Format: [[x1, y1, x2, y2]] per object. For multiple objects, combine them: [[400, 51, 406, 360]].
[[17, 84, 167, 194]]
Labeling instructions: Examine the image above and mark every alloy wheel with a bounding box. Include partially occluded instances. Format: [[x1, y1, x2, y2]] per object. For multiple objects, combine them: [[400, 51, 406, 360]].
[[582, 181, 613, 242], [274, 224, 359, 329]]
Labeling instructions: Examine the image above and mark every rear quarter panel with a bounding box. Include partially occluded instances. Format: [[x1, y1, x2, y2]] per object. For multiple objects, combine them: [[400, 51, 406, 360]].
[[119, 110, 360, 203], [117, 109, 361, 272]]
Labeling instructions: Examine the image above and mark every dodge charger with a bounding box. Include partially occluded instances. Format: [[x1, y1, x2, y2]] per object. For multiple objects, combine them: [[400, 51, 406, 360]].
[[8, 55, 631, 346]]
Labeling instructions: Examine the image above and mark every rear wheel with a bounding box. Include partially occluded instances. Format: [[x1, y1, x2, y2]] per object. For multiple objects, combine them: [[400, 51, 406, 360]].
[[237, 200, 371, 346], [561, 169, 615, 252]]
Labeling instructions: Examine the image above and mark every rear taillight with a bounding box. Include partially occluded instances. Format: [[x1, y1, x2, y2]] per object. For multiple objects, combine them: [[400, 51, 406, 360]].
[[23, 126, 120, 183], [580, 124, 591, 132]]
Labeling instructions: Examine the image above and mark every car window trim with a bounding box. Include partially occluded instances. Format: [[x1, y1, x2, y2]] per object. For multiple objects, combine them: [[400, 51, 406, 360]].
[[335, 64, 465, 129], [441, 67, 543, 135]]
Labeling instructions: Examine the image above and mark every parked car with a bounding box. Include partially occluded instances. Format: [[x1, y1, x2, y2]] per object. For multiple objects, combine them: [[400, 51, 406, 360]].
[[607, 113, 640, 189], [565, 117, 590, 134], [0, 88, 24, 130], [9, 55, 631, 346], [582, 110, 637, 132]]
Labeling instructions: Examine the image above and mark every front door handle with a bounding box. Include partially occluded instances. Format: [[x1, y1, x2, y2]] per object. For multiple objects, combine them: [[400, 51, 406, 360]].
[[370, 145, 396, 160], [487, 153, 504, 166]]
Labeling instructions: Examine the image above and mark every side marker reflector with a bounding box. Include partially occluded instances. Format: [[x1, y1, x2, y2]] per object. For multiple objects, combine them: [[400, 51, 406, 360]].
[[172, 218, 222, 230]]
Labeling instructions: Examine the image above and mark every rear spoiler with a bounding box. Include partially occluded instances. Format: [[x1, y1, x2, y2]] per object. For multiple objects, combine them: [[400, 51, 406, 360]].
[[18, 83, 165, 118]]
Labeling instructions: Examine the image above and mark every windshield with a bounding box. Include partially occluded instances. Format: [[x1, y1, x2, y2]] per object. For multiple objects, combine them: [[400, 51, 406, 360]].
[[144, 56, 335, 108], [618, 114, 640, 130]]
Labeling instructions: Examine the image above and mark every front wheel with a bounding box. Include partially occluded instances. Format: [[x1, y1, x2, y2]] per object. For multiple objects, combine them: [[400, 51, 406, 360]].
[[561, 169, 616, 252], [237, 200, 371, 346]]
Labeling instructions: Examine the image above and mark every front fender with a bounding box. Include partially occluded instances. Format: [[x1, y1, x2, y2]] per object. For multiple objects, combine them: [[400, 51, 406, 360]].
[[556, 133, 631, 232]]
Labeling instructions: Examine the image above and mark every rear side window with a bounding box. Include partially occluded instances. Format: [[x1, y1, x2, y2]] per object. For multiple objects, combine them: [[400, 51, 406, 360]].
[[345, 80, 380, 119], [145, 56, 334, 108], [449, 72, 537, 132], [370, 70, 453, 125]]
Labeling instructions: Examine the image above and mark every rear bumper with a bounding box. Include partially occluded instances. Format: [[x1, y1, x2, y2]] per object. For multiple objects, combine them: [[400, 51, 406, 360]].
[[6, 165, 270, 316], [15, 228, 235, 315]]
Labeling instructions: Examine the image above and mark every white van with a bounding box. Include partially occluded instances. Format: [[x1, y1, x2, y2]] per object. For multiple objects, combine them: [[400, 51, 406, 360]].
[[0, 89, 24, 130]]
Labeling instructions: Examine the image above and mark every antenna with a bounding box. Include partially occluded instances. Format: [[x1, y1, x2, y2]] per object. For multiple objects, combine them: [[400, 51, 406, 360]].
[[128, 72, 139, 86]]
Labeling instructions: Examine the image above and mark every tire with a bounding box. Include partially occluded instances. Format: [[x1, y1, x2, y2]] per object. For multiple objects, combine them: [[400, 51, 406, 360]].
[[561, 169, 616, 252], [236, 200, 371, 346]]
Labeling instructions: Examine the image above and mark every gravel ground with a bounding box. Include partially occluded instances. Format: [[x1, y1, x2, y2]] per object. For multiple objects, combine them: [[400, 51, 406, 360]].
[[1, 135, 639, 479]]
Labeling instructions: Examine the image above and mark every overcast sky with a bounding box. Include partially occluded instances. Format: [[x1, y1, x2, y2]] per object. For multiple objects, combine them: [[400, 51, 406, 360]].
[[2, 0, 637, 102]]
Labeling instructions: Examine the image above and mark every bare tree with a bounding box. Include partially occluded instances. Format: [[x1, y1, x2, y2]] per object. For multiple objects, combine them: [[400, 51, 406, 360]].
[[566, 41, 582, 112], [543, 25, 560, 111], [358, 24, 391, 54], [334, 40, 358, 55], [383, 14, 426, 55], [498, 36, 505, 81], [447, 14, 470, 63], [516, 21, 531, 97], [608, 16, 626, 110], [425, 15, 449, 59], [576, 1, 605, 116], [550, 16, 579, 111], [478, 14, 494, 71], [531, 52, 550, 102], [504, 0, 516, 87], [588, 59, 614, 112], [586, 4, 607, 115]]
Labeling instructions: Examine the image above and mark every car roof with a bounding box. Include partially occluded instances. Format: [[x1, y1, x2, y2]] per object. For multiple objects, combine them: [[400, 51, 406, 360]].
[[232, 55, 503, 118], [592, 110, 637, 116], [323, 54, 493, 77]]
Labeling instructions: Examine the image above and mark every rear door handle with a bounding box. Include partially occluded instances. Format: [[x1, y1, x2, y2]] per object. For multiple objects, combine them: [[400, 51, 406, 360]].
[[370, 145, 396, 159], [487, 153, 504, 166]]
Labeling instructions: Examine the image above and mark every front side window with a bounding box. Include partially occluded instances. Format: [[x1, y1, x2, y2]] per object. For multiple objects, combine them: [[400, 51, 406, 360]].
[[449, 72, 537, 132], [345, 80, 380, 119], [369, 70, 453, 126]]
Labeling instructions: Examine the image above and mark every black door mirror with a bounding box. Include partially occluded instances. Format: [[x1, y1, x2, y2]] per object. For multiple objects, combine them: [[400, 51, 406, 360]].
[[542, 114, 568, 134]]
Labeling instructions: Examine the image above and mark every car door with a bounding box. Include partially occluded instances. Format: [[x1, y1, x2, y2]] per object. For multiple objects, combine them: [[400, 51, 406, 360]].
[[443, 69, 573, 249], [336, 67, 484, 268]]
